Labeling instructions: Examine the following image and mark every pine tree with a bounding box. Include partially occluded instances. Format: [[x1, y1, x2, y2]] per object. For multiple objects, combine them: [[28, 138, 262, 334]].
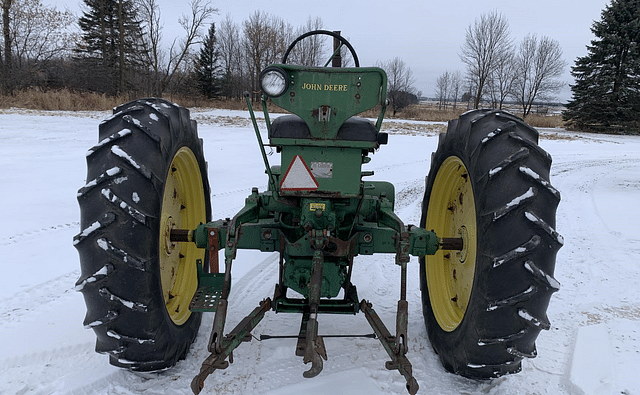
[[76, 0, 146, 94], [193, 23, 221, 99], [564, 0, 640, 133]]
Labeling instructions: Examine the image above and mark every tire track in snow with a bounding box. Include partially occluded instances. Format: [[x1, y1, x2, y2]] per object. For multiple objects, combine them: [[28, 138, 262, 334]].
[[551, 156, 640, 237], [229, 252, 280, 307], [0, 222, 79, 246], [0, 343, 121, 395], [210, 185, 268, 220], [544, 152, 640, 395], [210, 184, 268, 199], [0, 270, 79, 325], [367, 158, 429, 173]]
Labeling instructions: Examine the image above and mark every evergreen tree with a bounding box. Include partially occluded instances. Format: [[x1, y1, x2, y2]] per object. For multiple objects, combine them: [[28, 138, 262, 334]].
[[76, 0, 146, 94], [564, 0, 640, 133], [193, 23, 221, 99]]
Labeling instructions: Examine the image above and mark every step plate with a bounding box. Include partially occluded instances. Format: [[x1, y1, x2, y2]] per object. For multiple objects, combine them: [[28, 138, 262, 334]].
[[189, 273, 225, 312]]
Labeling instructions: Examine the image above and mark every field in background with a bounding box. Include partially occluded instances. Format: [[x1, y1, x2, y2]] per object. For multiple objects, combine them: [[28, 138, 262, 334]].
[[0, 88, 565, 129], [379, 101, 566, 129]]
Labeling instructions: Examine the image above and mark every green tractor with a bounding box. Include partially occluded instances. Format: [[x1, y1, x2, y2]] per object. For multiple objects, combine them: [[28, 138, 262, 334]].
[[74, 31, 562, 394]]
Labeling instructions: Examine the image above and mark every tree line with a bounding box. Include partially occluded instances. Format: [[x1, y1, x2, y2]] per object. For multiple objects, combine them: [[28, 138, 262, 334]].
[[0, 0, 218, 97], [1, 0, 78, 93], [435, 10, 566, 118], [0, 0, 420, 109], [2, 1, 637, 133], [438, 1, 640, 134], [0, 1, 359, 101]]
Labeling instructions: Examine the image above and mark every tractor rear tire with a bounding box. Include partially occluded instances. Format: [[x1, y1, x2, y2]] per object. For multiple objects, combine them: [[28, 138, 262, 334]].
[[74, 98, 211, 371], [419, 109, 562, 379]]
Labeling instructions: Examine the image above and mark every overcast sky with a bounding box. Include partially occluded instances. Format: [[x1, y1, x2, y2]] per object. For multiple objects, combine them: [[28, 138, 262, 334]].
[[47, 0, 611, 102]]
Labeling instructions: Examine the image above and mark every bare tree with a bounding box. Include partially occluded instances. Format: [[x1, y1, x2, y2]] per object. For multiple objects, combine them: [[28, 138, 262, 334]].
[[459, 10, 512, 109], [216, 14, 330, 100], [487, 50, 518, 109], [450, 70, 462, 110], [243, 10, 271, 100], [462, 72, 477, 109], [160, 0, 217, 95], [2, 0, 12, 93], [514, 34, 566, 117], [435, 70, 450, 110], [287, 17, 326, 66], [117, 0, 126, 93], [378, 57, 418, 115], [265, 16, 293, 66], [436, 70, 463, 110], [217, 14, 237, 74], [9, 0, 76, 68], [217, 14, 244, 98], [137, 0, 163, 95], [242, 11, 292, 100]]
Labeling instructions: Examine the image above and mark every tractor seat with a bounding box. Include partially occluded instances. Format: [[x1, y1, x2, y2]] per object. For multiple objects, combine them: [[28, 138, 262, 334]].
[[270, 114, 380, 142]]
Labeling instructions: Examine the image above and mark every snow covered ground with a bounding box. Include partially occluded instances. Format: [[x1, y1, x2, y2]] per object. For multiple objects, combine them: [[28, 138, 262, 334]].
[[0, 108, 638, 395]]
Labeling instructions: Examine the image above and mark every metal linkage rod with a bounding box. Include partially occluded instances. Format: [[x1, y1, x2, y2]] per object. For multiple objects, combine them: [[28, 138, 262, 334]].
[[302, 248, 328, 378], [191, 298, 272, 395], [360, 300, 419, 395]]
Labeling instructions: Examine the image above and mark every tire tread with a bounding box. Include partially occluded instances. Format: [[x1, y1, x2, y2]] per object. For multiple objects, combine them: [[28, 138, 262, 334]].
[[420, 109, 562, 379], [75, 98, 210, 372]]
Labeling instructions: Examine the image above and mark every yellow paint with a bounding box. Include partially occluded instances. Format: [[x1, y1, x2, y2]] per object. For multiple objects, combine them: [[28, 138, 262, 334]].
[[425, 156, 477, 332], [159, 147, 207, 326]]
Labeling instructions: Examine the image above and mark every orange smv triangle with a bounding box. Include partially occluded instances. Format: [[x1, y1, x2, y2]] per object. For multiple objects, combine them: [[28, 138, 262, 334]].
[[280, 155, 319, 191]]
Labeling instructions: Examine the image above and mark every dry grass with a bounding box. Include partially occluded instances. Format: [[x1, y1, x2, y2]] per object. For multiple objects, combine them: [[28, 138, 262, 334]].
[[0, 89, 262, 112], [394, 105, 467, 122], [0, 88, 129, 111], [382, 121, 447, 136], [169, 95, 248, 110], [523, 113, 565, 128], [375, 102, 565, 129], [0, 89, 566, 129]]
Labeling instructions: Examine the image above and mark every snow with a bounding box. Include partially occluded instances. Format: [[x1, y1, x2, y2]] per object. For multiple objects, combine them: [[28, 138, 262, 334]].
[[106, 167, 121, 176], [489, 165, 503, 177], [568, 323, 616, 395], [73, 220, 102, 245], [1, 110, 639, 395], [525, 211, 565, 245], [74, 265, 108, 292], [86, 129, 131, 157], [481, 128, 501, 144], [524, 260, 561, 291], [111, 145, 151, 179]]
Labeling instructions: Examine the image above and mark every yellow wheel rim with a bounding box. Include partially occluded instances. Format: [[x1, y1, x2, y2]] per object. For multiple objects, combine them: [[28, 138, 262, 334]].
[[426, 156, 477, 332], [159, 147, 207, 325]]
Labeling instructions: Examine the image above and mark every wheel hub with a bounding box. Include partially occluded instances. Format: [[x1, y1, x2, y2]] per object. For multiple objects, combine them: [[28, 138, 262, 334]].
[[164, 216, 177, 255], [457, 226, 469, 263]]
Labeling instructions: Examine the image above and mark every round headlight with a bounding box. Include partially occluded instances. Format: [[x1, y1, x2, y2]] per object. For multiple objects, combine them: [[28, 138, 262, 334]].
[[260, 67, 289, 97]]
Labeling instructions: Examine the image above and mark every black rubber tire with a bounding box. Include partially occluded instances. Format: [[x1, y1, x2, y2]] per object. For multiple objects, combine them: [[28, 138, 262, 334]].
[[74, 98, 211, 371], [419, 109, 562, 379]]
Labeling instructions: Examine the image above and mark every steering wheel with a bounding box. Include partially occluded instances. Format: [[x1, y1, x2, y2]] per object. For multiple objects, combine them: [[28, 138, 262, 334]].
[[282, 30, 360, 67]]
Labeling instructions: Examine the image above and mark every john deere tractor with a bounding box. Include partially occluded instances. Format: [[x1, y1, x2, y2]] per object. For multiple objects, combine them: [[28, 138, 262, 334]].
[[74, 31, 562, 394]]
